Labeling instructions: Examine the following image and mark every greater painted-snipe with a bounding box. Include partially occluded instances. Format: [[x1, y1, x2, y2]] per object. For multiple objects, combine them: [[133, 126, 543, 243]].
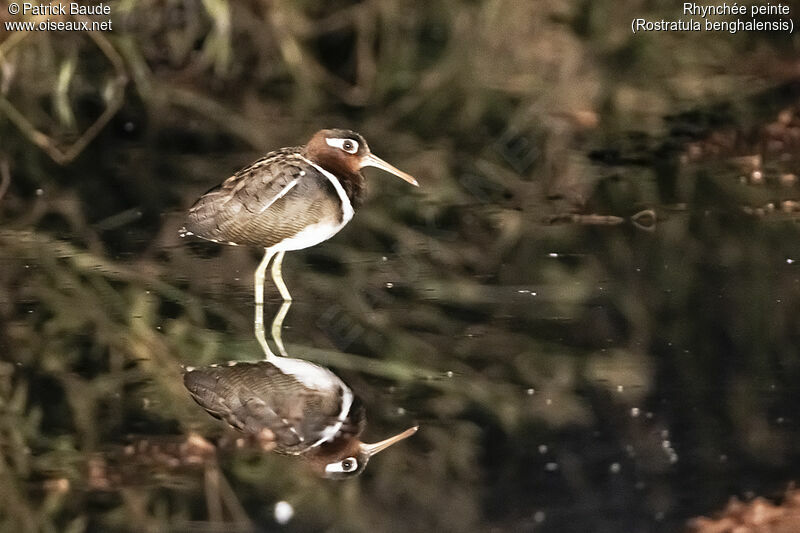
[[182, 129, 419, 355], [184, 359, 418, 479]]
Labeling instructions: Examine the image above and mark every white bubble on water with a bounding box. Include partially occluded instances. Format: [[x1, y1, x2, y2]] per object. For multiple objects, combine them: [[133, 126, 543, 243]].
[[274, 501, 294, 525]]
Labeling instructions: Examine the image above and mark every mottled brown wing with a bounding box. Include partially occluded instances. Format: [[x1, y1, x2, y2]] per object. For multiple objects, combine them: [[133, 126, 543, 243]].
[[183, 361, 349, 454], [184, 148, 341, 248]]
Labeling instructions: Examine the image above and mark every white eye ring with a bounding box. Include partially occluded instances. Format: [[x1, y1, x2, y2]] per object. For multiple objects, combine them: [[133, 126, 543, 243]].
[[326, 138, 359, 154], [325, 457, 358, 474]]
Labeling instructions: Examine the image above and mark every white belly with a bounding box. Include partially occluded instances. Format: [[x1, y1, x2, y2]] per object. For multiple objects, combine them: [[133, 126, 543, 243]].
[[273, 218, 350, 252], [274, 155, 356, 252]]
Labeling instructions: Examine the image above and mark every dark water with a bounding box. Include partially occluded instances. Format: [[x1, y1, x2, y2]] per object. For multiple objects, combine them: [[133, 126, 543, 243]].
[[6, 122, 800, 531], [3, 3, 800, 532]]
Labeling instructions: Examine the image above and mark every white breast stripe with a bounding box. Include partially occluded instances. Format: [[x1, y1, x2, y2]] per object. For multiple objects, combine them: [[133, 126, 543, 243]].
[[298, 155, 355, 224], [268, 357, 354, 448], [310, 386, 353, 448], [258, 178, 300, 214]]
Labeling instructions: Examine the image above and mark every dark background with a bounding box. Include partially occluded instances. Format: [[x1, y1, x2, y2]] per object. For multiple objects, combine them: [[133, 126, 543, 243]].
[[2, 1, 800, 531]]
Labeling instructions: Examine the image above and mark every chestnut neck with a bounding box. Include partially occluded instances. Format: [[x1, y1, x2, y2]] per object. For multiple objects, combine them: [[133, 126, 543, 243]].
[[306, 433, 362, 463], [307, 151, 366, 209]]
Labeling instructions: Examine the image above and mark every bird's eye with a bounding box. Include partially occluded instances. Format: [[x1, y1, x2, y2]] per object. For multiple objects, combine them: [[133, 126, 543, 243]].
[[325, 457, 359, 475], [325, 138, 359, 154], [341, 457, 357, 472]]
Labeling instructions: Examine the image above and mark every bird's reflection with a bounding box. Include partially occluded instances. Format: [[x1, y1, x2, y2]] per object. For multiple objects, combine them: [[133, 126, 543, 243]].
[[183, 352, 417, 479], [269, 300, 291, 356]]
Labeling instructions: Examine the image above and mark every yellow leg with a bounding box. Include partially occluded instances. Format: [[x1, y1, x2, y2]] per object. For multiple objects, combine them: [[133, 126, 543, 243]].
[[271, 300, 291, 357], [271, 250, 292, 301], [254, 249, 275, 358]]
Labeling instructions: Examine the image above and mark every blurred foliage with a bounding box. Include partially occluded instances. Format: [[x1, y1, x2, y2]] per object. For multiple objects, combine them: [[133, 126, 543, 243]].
[[1, 0, 800, 531]]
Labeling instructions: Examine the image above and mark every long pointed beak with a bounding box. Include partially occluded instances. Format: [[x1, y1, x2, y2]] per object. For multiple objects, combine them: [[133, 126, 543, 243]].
[[361, 153, 419, 187], [359, 426, 418, 456]]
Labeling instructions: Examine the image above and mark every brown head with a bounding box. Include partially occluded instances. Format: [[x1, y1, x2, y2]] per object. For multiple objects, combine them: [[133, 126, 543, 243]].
[[305, 129, 419, 187], [304, 425, 419, 480]]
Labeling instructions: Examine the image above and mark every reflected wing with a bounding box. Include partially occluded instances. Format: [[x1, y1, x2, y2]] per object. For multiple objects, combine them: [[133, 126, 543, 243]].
[[183, 361, 352, 453]]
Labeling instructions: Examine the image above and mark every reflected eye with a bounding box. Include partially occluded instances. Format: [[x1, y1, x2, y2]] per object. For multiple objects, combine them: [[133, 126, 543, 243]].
[[325, 457, 359, 475], [326, 138, 359, 154]]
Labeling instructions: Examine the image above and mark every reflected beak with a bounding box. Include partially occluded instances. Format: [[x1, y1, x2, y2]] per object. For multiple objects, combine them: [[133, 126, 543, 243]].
[[359, 426, 418, 456], [361, 153, 419, 187]]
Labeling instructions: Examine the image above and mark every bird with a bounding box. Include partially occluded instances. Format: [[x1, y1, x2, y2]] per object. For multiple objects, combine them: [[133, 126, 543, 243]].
[[182, 129, 419, 356], [183, 359, 418, 479]]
